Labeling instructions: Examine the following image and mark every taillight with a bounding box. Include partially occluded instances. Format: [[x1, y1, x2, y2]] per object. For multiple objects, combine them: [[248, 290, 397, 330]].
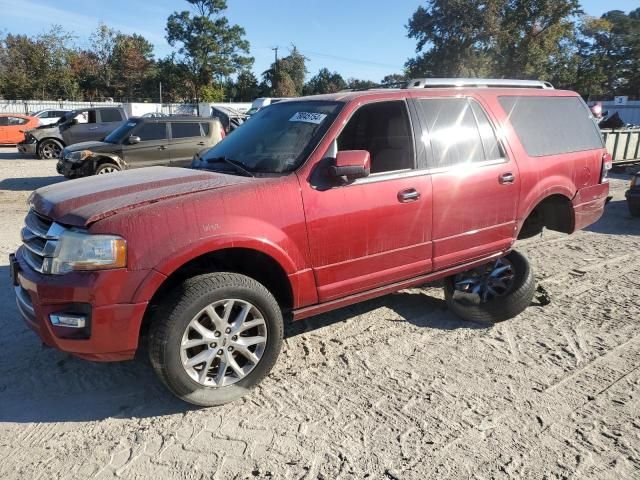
[[220, 127, 226, 139], [601, 152, 612, 183]]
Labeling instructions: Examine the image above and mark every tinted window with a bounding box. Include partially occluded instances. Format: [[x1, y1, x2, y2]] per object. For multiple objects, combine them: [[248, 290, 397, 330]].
[[338, 101, 414, 173], [100, 108, 123, 123], [201, 122, 210, 136], [0, 117, 7, 126], [499, 96, 603, 157], [417, 98, 485, 168], [171, 122, 202, 139], [135, 122, 167, 141]]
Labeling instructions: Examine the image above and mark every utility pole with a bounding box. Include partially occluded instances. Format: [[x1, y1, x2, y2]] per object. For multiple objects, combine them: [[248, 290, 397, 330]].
[[272, 46, 279, 94], [159, 81, 163, 104]]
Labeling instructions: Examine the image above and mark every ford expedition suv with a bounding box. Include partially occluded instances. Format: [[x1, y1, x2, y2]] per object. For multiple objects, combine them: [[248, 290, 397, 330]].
[[10, 79, 611, 406], [56, 116, 225, 178], [18, 107, 127, 159]]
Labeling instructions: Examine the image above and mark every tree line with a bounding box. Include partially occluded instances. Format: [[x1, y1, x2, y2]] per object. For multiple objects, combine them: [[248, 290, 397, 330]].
[[0, 0, 638, 103]]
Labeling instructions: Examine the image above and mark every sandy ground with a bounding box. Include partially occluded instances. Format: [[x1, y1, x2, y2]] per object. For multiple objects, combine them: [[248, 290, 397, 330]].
[[0, 146, 638, 480]]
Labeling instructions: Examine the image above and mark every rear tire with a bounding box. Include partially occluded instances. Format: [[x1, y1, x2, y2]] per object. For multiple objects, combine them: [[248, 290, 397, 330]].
[[148, 272, 284, 406], [444, 250, 535, 323], [95, 162, 120, 175], [37, 139, 63, 160]]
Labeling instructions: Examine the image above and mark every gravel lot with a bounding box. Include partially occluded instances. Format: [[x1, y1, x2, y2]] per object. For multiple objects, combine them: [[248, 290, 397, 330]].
[[0, 146, 639, 479]]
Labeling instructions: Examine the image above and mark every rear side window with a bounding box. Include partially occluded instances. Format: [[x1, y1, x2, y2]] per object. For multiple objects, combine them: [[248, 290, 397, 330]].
[[8, 116, 27, 125], [417, 98, 499, 169], [171, 122, 202, 139], [201, 122, 210, 136], [499, 96, 603, 156], [100, 108, 123, 123], [135, 122, 167, 141]]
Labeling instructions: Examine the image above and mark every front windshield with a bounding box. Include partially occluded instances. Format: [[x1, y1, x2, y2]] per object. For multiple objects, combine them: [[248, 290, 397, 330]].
[[195, 100, 342, 174], [104, 119, 139, 144]]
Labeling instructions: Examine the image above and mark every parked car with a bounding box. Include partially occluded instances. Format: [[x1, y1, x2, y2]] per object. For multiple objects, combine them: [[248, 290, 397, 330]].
[[30, 109, 70, 126], [18, 107, 127, 159], [245, 97, 292, 116], [626, 172, 640, 217], [11, 79, 610, 406], [0, 114, 40, 144], [56, 116, 225, 178]]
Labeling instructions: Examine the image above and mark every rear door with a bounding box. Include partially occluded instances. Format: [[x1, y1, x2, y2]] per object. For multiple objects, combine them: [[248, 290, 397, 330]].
[[6, 116, 29, 144], [414, 96, 519, 270], [126, 121, 170, 168], [168, 121, 208, 166], [96, 108, 125, 138]]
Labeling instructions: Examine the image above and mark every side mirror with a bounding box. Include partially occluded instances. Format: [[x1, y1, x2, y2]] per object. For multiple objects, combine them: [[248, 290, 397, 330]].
[[70, 118, 78, 126], [128, 135, 141, 145], [329, 150, 370, 180]]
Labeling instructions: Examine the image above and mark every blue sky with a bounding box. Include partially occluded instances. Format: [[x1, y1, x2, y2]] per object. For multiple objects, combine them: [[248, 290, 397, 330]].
[[0, 0, 636, 82]]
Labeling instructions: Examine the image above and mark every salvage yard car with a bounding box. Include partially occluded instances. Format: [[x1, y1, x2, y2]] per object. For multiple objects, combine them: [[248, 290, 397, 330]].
[[18, 106, 127, 159], [10, 79, 611, 406], [57, 116, 225, 178], [0, 114, 40, 144]]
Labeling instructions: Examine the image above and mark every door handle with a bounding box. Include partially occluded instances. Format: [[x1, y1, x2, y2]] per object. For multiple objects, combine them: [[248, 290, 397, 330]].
[[499, 172, 515, 184], [398, 188, 420, 202], [197, 141, 205, 146], [158, 145, 167, 150]]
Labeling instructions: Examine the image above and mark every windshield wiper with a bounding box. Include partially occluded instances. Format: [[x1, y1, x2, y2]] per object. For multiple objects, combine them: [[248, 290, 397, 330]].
[[206, 156, 255, 177]]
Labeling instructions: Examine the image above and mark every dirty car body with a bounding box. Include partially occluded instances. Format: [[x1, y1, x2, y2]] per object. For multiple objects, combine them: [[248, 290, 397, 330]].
[[11, 82, 611, 405]]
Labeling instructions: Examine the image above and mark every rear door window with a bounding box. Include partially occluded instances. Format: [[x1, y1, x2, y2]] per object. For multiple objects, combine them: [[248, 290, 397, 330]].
[[8, 116, 27, 125], [171, 122, 203, 139], [135, 122, 167, 141], [498, 96, 603, 156], [416, 98, 491, 169], [201, 122, 210, 136], [99, 108, 123, 123]]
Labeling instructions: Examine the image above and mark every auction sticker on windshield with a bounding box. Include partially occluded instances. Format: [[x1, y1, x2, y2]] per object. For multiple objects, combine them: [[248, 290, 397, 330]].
[[289, 112, 327, 124]]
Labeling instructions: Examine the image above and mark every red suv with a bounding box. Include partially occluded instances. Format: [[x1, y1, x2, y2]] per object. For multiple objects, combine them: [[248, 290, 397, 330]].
[[10, 79, 610, 406]]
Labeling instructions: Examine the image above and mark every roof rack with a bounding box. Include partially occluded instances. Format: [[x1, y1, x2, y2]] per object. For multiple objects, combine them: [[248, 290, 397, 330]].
[[405, 78, 554, 90]]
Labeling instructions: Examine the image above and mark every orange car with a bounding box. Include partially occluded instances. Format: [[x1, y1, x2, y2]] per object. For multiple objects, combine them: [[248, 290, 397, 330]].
[[0, 114, 40, 144]]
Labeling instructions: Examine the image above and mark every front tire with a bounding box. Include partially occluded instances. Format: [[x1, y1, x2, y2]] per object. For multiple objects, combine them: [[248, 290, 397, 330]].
[[444, 250, 535, 323], [37, 139, 63, 159], [95, 162, 120, 175], [148, 273, 284, 406]]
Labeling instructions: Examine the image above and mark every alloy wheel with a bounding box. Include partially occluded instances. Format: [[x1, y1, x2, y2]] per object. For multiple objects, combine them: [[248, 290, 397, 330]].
[[180, 299, 268, 387], [452, 257, 516, 304]]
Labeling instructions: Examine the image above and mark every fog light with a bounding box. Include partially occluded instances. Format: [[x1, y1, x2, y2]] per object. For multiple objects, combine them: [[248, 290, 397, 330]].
[[50, 313, 87, 328]]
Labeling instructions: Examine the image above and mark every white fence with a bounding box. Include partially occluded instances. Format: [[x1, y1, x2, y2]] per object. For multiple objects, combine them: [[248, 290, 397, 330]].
[[0, 100, 198, 116]]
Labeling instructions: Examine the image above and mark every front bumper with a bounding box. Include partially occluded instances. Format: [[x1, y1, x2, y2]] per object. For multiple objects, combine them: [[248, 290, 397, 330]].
[[11, 247, 149, 362], [17, 140, 37, 155], [57, 157, 93, 178]]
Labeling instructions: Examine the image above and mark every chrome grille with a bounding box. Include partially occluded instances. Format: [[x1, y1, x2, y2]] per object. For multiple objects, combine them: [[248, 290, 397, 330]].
[[21, 210, 65, 273]]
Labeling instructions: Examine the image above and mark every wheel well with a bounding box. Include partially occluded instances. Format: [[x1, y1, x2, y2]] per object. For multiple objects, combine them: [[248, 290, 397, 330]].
[[141, 248, 293, 335], [518, 194, 574, 240], [37, 137, 65, 147], [95, 156, 121, 169]]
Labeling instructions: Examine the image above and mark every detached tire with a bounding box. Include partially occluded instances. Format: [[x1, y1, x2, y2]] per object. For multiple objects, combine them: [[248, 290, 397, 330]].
[[444, 250, 535, 323], [95, 162, 120, 175], [149, 272, 283, 406], [37, 139, 63, 159]]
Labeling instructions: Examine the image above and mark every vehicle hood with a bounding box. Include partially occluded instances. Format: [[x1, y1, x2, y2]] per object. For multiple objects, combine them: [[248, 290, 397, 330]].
[[64, 141, 117, 154], [27, 124, 61, 139], [29, 166, 252, 227]]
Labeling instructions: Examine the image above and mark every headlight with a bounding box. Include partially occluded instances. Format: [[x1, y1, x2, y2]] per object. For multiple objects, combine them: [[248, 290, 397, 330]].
[[69, 150, 93, 162], [46, 231, 127, 274]]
